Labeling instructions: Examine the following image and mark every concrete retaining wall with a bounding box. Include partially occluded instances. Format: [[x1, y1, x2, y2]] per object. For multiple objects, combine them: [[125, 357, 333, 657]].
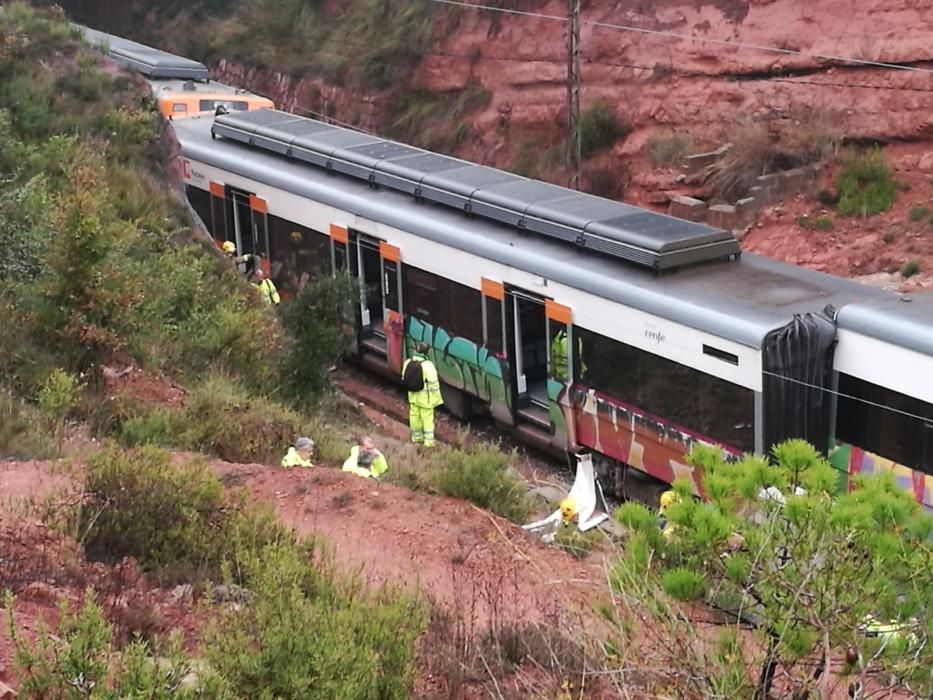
[[668, 162, 821, 233]]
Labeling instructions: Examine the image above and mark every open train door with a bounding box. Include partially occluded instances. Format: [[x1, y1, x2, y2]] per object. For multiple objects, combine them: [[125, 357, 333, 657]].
[[504, 287, 553, 434], [248, 194, 271, 274]]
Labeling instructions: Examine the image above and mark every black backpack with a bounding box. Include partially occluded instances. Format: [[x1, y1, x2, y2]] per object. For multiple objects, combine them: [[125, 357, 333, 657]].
[[402, 358, 424, 392]]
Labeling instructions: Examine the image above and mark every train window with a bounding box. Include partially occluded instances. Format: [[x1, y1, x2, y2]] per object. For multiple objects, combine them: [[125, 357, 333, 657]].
[[267, 214, 330, 293], [185, 185, 213, 236], [485, 297, 504, 354], [836, 374, 931, 473], [577, 326, 755, 451], [172, 103, 187, 113], [444, 281, 483, 344], [403, 266, 483, 344], [405, 266, 437, 322]]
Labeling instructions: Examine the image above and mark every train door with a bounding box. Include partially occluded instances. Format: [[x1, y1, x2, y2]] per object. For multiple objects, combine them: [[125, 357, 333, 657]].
[[226, 188, 253, 256], [355, 233, 384, 336], [505, 287, 552, 432], [328, 225, 403, 372], [225, 187, 270, 263]]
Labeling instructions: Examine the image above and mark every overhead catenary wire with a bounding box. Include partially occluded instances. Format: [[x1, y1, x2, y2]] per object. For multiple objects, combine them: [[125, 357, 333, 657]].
[[427, 0, 933, 76]]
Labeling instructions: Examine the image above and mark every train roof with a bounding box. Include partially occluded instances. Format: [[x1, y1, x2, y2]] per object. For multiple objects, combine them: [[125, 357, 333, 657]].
[[151, 78, 268, 100], [174, 115, 887, 349], [211, 109, 740, 271], [837, 293, 933, 356], [75, 25, 209, 81]]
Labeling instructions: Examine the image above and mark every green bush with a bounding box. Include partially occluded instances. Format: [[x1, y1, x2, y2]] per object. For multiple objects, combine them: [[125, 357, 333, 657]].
[[120, 407, 183, 447], [78, 446, 229, 573], [279, 274, 359, 407], [908, 205, 930, 222], [431, 444, 531, 523], [580, 99, 627, 157], [8, 589, 231, 699], [834, 147, 896, 217], [180, 374, 312, 464], [901, 258, 921, 278], [0, 389, 57, 459], [203, 543, 425, 700]]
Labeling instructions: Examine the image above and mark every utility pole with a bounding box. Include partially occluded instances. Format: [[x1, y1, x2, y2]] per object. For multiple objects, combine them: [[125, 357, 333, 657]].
[[566, 0, 581, 190]]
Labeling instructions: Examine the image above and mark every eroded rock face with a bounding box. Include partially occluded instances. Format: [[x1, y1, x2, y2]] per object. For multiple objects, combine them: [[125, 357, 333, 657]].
[[208, 1, 933, 166]]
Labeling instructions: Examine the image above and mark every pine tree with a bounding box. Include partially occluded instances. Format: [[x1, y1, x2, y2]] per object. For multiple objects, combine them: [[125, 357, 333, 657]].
[[612, 440, 932, 698]]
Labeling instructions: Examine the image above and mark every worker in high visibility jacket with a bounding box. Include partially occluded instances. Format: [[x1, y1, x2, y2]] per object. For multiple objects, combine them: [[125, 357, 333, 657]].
[[550, 328, 584, 382], [342, 436, 388, 479], [253, 267, 280, 306], [658, 490, 679, 539], [401, 342, 443, 447], [281, 436, 314, 468], [222, 241, 259, 278]]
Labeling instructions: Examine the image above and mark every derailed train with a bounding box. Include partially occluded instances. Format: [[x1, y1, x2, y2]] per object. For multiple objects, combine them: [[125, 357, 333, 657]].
[[80, 26, 933, 510]]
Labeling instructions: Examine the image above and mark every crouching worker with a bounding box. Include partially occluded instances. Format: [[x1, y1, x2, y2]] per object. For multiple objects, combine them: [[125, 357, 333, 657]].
[[658, 490, 679, 539], [281, 436, 314, 468], [342, 436, 388, 479]]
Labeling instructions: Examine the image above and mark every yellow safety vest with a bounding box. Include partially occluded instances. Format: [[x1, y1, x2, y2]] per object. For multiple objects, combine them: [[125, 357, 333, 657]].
[[342, 446, 389, 479], [256, 278, 280, 305], [402, 354, 443, 408], [281, 447, 312, 468]]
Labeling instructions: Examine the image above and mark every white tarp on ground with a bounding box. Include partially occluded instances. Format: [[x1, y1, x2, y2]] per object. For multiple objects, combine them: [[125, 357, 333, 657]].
[[523, 453, 609, 541]]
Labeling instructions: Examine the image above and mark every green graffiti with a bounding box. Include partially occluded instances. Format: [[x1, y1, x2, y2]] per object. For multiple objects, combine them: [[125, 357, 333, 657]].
[[404, 316, 510, 411]]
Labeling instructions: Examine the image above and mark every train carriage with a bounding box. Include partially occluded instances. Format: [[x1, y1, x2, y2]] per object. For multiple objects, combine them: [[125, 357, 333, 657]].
[[168, 109, 933, 508]]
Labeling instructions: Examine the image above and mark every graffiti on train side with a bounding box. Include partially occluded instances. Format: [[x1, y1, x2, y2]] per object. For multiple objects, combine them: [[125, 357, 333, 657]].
[[406, 317, 511, 410], [829, 441, 933, 512], [572, 387, 741, 496]]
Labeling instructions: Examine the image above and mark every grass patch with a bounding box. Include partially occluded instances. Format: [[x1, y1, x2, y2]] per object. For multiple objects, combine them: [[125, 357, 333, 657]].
[[908, 205, 930, 222], [431, 444, 531, 523], [796, 214, 833, 231], [0, 389, 58, 460], [834, 147, 896, 217], [709, 118, 838, 201], [647, 133, 694, 167], [553, 523, 603, 559]]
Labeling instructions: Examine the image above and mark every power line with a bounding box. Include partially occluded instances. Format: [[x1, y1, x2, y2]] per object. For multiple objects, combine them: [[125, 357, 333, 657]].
[[428, 0, 933, 76]]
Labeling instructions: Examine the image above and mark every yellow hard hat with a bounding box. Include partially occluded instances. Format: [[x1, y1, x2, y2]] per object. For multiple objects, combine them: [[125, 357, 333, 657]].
[[659, 491, 677, 509], [560, 497, 576, 522], [222, 241, 236, 254]]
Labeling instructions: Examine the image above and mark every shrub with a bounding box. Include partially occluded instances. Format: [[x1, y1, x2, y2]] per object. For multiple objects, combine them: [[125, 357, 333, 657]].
[[180, 373, 312, 463], [553, 523, 602, 559], [815, 188, 839, 207], [203, 542, 426, 699], [120, 407, 183, 447], [0, 389, 57, 459], [279, 274, 359, 407], [37, 368, 82, 449], [709, 120, 837, 201], [647, 134, 694, 167], [909, 204, 930, 222], [78, 445, 228, 573], [901, 258, 920, 278], [431, 444, 531, 523], [8, 589, 230, 699], [580, 99, 627, 156], [834, 147, 896, 217], [796, 214, 833, 231]]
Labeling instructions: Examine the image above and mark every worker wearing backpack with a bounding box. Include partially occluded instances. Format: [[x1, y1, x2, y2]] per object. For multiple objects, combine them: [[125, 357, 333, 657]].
[[401, 342, 443, 447]]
